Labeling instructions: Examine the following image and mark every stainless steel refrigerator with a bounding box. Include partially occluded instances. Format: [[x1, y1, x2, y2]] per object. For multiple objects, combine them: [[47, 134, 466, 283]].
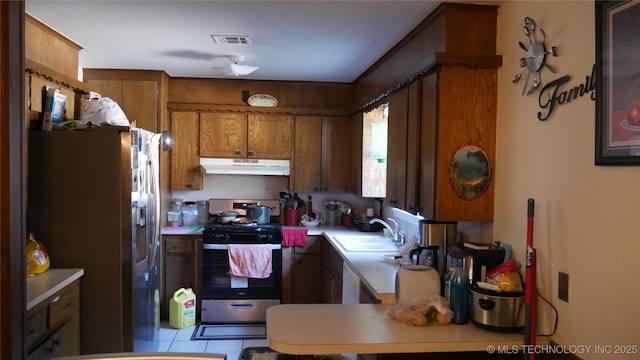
[[27, 126, 162, 354]]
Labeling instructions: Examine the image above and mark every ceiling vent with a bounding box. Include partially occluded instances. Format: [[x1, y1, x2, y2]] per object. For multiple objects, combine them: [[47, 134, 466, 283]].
[[210, 35, 252, 45]]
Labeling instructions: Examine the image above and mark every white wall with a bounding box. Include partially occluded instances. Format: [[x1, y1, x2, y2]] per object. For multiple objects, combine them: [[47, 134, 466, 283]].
[[495, 2, 640, 358]]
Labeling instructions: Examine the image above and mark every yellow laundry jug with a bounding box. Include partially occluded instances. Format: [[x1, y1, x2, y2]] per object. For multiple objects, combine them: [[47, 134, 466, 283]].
[[169, 288, 196, 329]]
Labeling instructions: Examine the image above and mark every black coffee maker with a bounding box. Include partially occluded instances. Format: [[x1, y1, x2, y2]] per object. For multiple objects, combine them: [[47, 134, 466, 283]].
[[411, 220, 458, 293]]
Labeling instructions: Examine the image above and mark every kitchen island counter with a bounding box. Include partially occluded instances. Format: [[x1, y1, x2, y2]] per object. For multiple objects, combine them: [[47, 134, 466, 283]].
[[267, 303, 548, 355]]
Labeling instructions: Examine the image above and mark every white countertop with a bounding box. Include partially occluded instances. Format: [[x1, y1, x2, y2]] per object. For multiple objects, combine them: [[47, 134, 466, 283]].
[[313, 226, 401, 304], [267, 304, 548, 355], [26, 268, 84, 311]]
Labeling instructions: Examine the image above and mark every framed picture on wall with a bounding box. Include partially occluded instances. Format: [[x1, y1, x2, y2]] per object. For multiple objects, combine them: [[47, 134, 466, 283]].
[[595, 0, 640, 165]]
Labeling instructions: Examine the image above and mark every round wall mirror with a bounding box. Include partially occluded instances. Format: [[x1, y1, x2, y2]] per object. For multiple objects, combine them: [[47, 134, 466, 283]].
[[450, 145, 491, 200]]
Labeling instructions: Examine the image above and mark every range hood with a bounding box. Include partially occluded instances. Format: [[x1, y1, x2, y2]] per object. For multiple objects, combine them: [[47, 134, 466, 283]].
[[200, 158, 290, 176]]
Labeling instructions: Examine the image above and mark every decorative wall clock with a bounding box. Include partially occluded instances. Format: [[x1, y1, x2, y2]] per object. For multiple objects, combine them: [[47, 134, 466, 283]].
[[512, 17, 558, 95]]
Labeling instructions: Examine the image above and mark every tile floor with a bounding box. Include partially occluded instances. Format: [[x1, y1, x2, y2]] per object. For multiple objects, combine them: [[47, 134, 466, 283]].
[[158, 321, 269, 360]]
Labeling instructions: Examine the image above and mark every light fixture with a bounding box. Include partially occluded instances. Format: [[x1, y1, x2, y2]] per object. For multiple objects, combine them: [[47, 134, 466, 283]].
[[222, 55, 259, 76]]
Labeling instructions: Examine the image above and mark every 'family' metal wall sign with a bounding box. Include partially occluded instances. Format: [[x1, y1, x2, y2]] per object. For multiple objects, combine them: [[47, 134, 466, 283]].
[[512, 17, 596, 121]]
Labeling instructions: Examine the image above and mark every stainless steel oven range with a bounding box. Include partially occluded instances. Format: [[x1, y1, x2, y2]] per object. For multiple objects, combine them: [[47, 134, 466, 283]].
[[200, 199, 282, 324]]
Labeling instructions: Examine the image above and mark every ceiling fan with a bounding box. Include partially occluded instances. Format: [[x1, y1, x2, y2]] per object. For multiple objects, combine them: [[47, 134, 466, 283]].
[[160, 50, 259, 77], [213, 55, 259, 77]]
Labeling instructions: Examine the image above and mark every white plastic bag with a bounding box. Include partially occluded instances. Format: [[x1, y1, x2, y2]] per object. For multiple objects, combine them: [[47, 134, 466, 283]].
[[388, 294, 453, 326], [80, 97, 130, 126]]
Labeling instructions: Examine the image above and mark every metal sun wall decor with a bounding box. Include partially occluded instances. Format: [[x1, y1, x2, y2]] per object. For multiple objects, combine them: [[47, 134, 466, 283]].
[[512, 16, 597, 121]]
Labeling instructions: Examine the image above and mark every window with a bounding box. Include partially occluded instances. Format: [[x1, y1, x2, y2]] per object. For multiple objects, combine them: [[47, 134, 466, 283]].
[[361, 104, 388, 197]]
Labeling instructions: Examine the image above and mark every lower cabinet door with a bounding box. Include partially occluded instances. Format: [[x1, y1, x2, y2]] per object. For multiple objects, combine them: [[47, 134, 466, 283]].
[[28, 313, 80, 360]]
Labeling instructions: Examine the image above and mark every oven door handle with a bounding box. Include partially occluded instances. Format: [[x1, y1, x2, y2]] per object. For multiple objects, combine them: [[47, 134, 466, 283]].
[[202, 243, 282, 250]]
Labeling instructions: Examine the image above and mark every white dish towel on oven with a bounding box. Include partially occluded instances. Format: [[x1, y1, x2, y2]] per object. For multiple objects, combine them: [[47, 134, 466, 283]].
[[228, 244, 273, 279]]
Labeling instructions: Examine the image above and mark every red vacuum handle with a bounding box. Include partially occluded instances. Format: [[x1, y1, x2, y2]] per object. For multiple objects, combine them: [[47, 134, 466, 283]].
[[524, 198, 536, 360]]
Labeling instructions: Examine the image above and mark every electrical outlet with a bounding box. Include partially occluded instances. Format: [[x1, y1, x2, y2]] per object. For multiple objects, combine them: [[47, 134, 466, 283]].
[[558, 271, 569, 302]]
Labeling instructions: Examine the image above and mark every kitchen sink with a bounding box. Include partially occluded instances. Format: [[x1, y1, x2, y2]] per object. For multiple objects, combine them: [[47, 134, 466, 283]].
[[332, 235, 399, 252]]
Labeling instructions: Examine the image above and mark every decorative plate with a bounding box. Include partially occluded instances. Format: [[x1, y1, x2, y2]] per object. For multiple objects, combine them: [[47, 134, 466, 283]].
[[247, 94, 278, 107], [449, 144, 491, 201]]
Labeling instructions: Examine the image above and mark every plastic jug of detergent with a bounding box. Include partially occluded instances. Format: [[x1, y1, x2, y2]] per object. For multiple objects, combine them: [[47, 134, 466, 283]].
[[169, 288, 196, 329]]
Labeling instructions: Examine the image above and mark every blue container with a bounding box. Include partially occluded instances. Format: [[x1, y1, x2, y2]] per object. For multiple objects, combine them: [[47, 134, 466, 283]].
[[449, 258, 470, 324]]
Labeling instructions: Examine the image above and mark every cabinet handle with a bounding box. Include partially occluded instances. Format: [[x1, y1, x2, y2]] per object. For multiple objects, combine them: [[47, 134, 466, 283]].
[[247, 151, 255, 157], [234, 149, 242, 156], [185, 183, 193, 188]]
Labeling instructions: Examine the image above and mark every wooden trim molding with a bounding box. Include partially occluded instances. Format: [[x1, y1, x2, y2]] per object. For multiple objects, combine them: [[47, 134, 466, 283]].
[[1, 1, 26, 360], [167, 102, 349, 117], [25, 58, 89, 93]]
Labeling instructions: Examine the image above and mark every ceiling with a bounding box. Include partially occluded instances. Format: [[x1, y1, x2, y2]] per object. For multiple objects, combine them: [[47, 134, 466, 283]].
[[25, 0, 453, 83]]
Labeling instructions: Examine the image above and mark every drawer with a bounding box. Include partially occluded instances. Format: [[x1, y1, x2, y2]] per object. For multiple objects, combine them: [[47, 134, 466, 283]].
[[165, 237, 194, 253], [25, 307, 47, 349], [28, 313, 80, 360], [48, 283, 80, 329]]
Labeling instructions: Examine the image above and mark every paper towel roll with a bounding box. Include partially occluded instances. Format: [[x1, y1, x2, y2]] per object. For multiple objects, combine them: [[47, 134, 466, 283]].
[[395, 265, 441, 304]]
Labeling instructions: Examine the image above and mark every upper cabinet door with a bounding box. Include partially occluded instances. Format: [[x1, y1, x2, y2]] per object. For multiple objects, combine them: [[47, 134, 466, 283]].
[[321, 116, 350, 193], [170, 111, 202, 190], [293, 116, 322, 192], [247, 114, 293, 159], [386, 88, 409, 209], [121, 80, 158, 132], [348, 114, 363, 196], [199, 113, 247, 158]]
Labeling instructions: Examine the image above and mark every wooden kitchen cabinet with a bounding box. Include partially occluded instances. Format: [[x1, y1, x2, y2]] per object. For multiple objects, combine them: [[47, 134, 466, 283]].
[[83, 69, 169, 133], [248, 114, 293, 159], [199, 113, 293, 159], [322, 240, 343, 304], [322, 116, 350, 192], [26, 280, 80, 360], [282, 236, 324, 304], [293, 116, 322, 191], [199, 113, 247, 158], [293, 116, 349, 192], [292, 236, 324, 303], [385, 83, 421, 214], [170, 111, 202, 190], [161, 235, 202, 320], [349, 113, 363, 197], [384, 68, 497, 222], [385, 87, 409, 210], [418, 67, 497, 221]]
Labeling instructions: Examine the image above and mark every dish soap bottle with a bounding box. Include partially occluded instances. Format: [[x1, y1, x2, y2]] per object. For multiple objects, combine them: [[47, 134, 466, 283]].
[[449, 258, 470, 324]]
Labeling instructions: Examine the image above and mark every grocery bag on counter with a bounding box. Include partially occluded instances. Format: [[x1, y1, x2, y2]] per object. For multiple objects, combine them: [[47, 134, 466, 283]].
[[26, 232, 50, 277], [388, 294, 453, 326], [80, 97, 130, 126]]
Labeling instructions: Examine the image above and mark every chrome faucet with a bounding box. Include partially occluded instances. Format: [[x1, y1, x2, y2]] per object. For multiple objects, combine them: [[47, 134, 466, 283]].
[[369, 217, 399, 242]]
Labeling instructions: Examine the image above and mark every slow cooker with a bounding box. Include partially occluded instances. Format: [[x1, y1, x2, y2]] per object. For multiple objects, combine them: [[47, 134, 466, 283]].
[[470, 284, 525, 332]]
